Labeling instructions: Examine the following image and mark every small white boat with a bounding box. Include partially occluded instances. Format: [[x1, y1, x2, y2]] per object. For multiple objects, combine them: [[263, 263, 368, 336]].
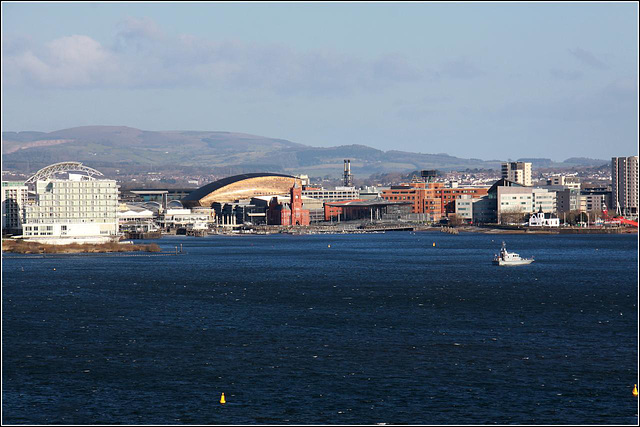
[[493, 241, 534, 266]]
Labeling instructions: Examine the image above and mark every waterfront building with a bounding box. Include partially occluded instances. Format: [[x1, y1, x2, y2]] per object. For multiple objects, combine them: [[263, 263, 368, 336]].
[[117, 203, 158, 235], [324, 199, 413, 222], [125, 188, 195, 204], [487, 178, 559, 224], [299, 197, 325, 222], [611, 156, 638, 217], [213, 200, 260, 226], [502, 161, 532, 186], [21, 163, 119, 244], [182, 173, 302, 207], [157, 207, 215, 231], [2, 181, 28, 234], [438, 185, 490, 215], [454, 195, 495, 223], [487, 179, 524, 224], [550, 187, 580, 214], [469, 196, 495, 224], [579, 193, 607, 213], [580, 183, 612, 213], [528, 211, 560, 227], [532, 188, 556, 213], [454, 196, 474, 221], [302, 186, 360, 202], [380, 181, 488, 220], [496, 186, 533, 224], [267, 184, 310, 226], [380, 182, 442, 220], [323, 199, 367, 221], [247, 195, 324, 224], [118, 203, 155, 223]]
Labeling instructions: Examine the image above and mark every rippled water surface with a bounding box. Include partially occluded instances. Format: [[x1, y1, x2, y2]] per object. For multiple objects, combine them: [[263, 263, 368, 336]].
[[2, 232, 638, 424]]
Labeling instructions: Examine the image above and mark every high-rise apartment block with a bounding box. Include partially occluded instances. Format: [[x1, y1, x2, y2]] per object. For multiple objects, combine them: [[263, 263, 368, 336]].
[[611, 156, 639, 217], [2, 181, 29, 233], [502, 162, 532, 186]]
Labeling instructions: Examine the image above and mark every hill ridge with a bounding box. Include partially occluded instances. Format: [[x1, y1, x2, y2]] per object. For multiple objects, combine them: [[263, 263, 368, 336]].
[[2, 126, 607, 176]]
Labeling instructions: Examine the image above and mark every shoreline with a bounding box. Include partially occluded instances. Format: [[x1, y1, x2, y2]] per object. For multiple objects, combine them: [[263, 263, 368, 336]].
[[1, 239, 162, 255], [173, 224, 637, 236]]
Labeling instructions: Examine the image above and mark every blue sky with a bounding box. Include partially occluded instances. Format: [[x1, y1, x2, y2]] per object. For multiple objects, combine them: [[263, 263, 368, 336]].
[[2, 2, 638, 161]]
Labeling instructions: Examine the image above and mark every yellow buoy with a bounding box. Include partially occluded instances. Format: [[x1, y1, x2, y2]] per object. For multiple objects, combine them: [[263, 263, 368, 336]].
[[432, 242, 436, 247], [220, 392, 226, 404], [633, 384, 638, 397], [328, 244, 331, 248], [53, 268, 56, 271]]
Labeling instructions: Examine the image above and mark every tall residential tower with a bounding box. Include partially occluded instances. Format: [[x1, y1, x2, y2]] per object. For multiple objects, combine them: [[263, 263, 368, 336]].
[[611, 156, 638, 217], [501, 162, 532, 186]]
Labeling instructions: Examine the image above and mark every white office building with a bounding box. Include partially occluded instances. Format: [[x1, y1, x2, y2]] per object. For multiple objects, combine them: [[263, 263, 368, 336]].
[[532, 188, 556, 213], [546, 175, 581, 190], [302, 186, 360, 201]]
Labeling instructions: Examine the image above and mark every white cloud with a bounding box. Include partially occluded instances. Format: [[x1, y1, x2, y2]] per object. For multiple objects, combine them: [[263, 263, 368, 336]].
[[4, 35, 120, 88], [3, 17, 426, 95]]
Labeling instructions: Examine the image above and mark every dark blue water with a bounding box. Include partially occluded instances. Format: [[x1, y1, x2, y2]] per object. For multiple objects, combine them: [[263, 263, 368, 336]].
[[2, 232, 638, 424]]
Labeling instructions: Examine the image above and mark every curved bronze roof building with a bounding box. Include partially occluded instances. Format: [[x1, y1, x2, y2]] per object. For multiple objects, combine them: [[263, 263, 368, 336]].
[[182, 173, 301, 207]]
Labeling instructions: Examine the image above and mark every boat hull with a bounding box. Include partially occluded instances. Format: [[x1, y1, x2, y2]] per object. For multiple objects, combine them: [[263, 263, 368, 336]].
[[493, 259, 534, 266]]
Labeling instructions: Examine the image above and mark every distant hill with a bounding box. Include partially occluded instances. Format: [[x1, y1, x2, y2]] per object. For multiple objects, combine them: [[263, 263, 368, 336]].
[[1, 126, 607, 177], [562, 157, 610, 167], [516, 157, 609, 169]]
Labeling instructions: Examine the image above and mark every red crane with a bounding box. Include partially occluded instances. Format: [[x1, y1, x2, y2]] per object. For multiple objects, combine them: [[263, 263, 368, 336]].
[[602, 206, 638, 227]]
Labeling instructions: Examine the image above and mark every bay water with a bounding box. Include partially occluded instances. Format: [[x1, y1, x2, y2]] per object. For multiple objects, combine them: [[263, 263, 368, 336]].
[[2, 232, 638, 424]]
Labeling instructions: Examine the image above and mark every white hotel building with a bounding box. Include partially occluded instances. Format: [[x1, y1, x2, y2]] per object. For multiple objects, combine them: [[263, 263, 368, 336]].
[[21, 163, 119, 244]]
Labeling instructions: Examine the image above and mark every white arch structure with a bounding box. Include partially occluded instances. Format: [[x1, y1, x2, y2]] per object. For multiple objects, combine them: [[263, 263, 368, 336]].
[[25, 161, 104, 184]]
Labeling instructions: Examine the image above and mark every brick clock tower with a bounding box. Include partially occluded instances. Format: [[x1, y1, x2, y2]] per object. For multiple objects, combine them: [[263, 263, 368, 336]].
[[290, 182, 310, 226]]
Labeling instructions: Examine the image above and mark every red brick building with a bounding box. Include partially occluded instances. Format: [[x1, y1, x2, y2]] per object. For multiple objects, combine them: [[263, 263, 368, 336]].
[[267, 184, 310, 226], [380, 182, 488, 218], [323, 199, 367, 221]]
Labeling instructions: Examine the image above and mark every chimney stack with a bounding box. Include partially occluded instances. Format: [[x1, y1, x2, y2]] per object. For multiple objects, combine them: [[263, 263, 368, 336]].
[[343, 159, 353, 187]]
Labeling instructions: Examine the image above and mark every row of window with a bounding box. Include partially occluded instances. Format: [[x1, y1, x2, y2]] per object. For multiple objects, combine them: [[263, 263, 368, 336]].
[[24, 225, 54, 231]]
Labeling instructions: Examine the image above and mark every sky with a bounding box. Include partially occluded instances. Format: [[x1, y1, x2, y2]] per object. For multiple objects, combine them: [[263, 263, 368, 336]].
[[2, 1, 638, 162]]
